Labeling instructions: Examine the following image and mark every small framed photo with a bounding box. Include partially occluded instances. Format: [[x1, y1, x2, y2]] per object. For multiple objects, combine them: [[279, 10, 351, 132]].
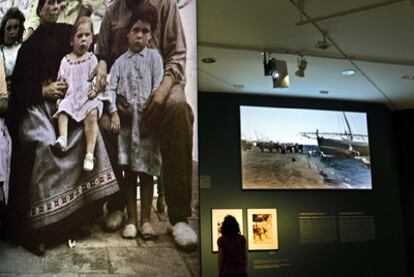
[[211, 209, 244, 252], [247, 208, 279, 250]]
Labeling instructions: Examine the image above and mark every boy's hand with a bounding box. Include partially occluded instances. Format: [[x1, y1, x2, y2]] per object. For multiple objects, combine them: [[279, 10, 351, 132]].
[[88, 89, 97, 99], [110, 112, 120, 135]]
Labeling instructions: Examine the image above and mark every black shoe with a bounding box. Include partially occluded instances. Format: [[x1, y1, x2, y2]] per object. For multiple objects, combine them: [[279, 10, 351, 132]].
[[24, 240, 46, 256]]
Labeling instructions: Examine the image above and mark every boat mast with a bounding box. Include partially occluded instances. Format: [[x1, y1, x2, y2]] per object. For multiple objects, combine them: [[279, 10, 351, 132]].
[[343, 112, 353, 140], [343, 112, 354, 151]]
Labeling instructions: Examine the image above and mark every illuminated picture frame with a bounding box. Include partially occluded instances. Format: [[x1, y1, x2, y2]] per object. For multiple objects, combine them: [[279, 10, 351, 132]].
[[211, 209, 244, 252], [247, 208, 278, 250], [240, 105, 372, 190]]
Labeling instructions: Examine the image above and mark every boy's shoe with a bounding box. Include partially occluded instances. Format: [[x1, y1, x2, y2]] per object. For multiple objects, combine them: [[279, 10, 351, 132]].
[[140, 222, 158, 240], [168, 222, 198, 251], [54, 136, 67, 151], [83, 153, 94, 171], [122, 223, 138, 239]]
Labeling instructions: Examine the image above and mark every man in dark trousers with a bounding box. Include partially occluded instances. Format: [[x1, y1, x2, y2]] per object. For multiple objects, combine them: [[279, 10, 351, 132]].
[[95, 0, 197, 250]]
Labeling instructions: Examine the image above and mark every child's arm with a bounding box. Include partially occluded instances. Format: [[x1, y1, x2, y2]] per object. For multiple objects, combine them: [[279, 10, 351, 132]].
[[106, 59, 120, 134], [88, 55, 99, 100], [0, 55, 8, 114]]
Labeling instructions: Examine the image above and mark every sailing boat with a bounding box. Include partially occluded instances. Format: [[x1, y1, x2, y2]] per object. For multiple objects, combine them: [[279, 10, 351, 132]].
[[301, 112, 369, 157]]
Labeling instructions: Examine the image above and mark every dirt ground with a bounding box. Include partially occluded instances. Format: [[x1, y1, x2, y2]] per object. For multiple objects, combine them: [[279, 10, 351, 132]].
[[241, 151, 336, 189]]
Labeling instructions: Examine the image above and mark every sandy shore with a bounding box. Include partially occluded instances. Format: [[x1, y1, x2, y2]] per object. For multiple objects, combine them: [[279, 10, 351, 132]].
[[241, 151, 340, 189]]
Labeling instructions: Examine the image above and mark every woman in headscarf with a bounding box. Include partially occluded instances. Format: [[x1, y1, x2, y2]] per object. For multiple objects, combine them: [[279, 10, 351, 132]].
[[5, 0, 118, 255]]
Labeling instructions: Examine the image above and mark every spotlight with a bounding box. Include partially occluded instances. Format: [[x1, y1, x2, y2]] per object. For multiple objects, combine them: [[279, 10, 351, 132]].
[[315, 33, 332, 50], [295, 56, 307, 77], [271, 70, 280, 79], [270, 59, 289, 88], [263, 52, 289, 88]]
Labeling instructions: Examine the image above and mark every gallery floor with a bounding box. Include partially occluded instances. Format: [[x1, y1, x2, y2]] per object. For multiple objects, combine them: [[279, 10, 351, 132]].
[[0, 163, 200, 276]]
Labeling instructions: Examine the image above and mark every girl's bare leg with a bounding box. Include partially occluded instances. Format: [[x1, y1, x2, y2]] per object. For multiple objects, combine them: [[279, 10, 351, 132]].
[[56, 113, 68, 150], [84, 109, 98, 155], [58, 113, 68, 138]]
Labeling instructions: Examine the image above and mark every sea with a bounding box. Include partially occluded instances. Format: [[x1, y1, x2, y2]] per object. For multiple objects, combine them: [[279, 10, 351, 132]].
[[302, 145, 372, 189]]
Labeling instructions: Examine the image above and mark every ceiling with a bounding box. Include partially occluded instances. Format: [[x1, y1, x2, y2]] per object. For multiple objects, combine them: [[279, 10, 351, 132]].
[[197, 0, 414, 110]]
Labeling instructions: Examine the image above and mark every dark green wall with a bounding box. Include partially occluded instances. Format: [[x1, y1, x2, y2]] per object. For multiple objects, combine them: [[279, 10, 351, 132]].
[[198, 92, 407, 277], [394, 110, 414, 277]]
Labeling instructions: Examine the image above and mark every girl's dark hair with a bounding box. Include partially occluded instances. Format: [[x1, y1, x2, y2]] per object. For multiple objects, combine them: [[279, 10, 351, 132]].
[[221, 215, 241, 237], [0, 7, 25, 45], [127, 2, 158, 33]]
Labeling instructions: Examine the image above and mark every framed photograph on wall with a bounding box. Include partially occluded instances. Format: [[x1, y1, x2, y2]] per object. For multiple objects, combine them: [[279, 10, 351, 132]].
[[247, 208, 278, 250], [211, 209, 244, 252], [240, 105, 372, 190]]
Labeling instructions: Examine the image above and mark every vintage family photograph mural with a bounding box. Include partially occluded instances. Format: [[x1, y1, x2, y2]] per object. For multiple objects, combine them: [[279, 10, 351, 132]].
[[0, 0, 199, 275], [240, 105, 372, 190]]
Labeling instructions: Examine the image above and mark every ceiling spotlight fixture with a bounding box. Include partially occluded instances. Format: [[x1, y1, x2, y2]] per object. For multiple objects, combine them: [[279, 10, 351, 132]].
[[201, 57, 216, 64], [342, 69, 356, 76], [295, 55, 307, 77], [315, 33, 332, 50], [262, 51, 289, 88]]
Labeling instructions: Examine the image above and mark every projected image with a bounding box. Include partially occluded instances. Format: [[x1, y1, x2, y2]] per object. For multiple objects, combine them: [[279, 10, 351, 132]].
[[247, 208, 278, 250], [240, 106, 372, 190]]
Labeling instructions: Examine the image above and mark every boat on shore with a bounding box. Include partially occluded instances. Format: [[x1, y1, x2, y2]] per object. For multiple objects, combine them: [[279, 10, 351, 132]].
[[301, 112, 369, 157], [316, 135, 369, 156]]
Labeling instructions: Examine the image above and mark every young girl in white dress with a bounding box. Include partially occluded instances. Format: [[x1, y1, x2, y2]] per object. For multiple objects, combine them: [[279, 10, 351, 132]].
[[54, 16, 102, 171]]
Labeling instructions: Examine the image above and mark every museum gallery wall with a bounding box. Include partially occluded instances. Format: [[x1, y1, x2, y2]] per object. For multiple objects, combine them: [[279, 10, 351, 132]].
[[199, 91, 406, 277]]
